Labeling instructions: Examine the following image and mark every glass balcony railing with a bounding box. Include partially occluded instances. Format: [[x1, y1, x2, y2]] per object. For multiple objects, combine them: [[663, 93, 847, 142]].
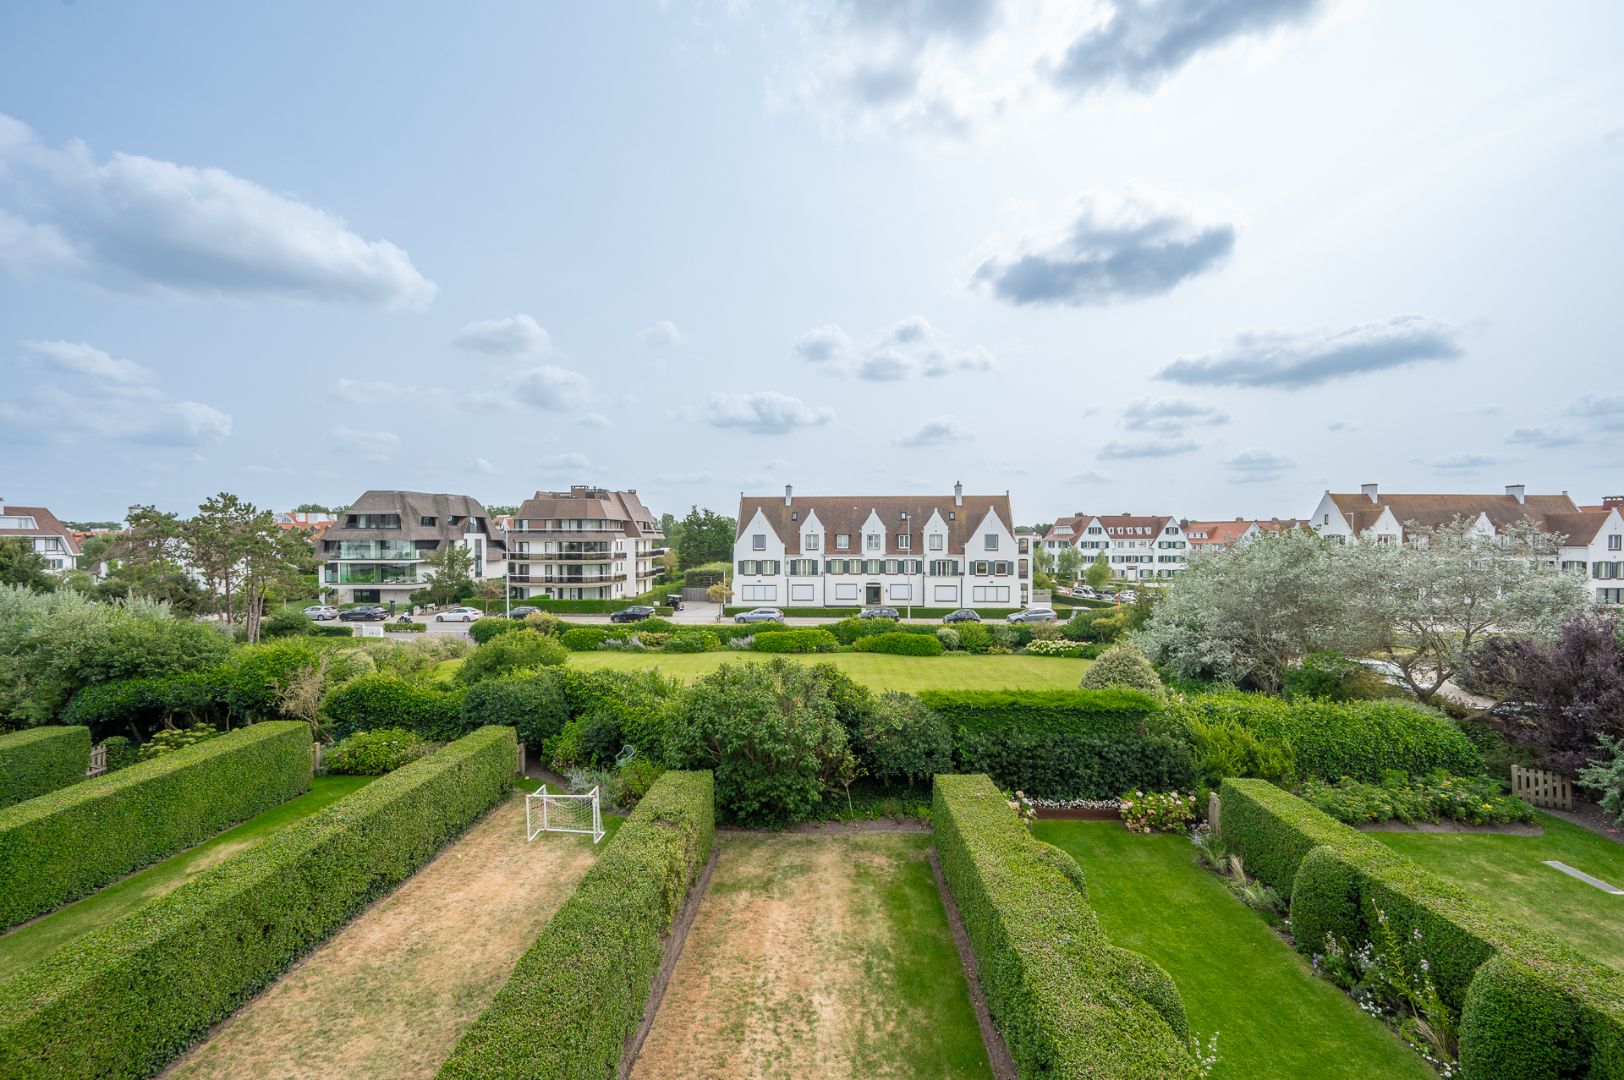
[[330, 540, 424, 560], [322, 562, 424, 585]]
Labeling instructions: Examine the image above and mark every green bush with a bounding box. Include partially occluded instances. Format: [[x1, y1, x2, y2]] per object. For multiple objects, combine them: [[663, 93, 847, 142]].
[[1181, 714, 1294, 788], [137, 722, 221, 761], [749, 628, 838, 653], [259, 610, 313, 638], [454, 632, 567, 685], [665, 660, 853, 826], [1217, 779, 1624, 1080], [461, 672, 568, 750], [383, 621, 427, 633], [437, 771, 715, 1080], [557, 668, 682, 758], [933, 774, 1197, 1077], [0, 727, 514, 1078], [855, 692, 949, 786], [1298, 772, 1533, 826], [1578, 734, 1624, 826], [957, 728, 1195, 801], [829, 616, 896, 644], [955, 622, 992, 653], [0, 726, 90, 808], [1282, 651, 1385, 702], [853, 631, 944, 657], [560, 627, 612, 652], [664, 630, 719, 653], [100, 735, 136, 772], [936, 627, 961, 650], [324, 727, 433, 774], [0, 721, 311, 929], [916, 688, 1161, 737], [58, 670, 230, 743], [469, 617, 525, 645], [1024, 639, 1088, 658], [322, 675, 468, 741], [1079, 642, 1164, 698]]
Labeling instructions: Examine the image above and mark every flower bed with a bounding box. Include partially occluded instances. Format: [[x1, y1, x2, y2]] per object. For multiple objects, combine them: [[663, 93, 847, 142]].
[[1297, 773, 1533, 827]]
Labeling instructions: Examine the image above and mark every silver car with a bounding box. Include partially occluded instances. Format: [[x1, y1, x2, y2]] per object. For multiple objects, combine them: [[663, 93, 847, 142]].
[[435, 606, 483, 622], [303, 605, 338, 621]]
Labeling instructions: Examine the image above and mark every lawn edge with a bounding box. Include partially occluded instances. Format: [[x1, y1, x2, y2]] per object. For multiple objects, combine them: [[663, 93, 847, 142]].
[[617, 845, 719, 1079], [928, 849, 1018, 1080]]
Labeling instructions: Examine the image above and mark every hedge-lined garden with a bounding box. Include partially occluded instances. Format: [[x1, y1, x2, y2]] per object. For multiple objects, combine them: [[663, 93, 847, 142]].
[[0, 726, 516, 1079], [1218, 779, 1624, 1079], [0, 726, 90, 808], [437, 770, 715, 1079], [0, 721, 311, 928], [934, 773, 1199, 1078]]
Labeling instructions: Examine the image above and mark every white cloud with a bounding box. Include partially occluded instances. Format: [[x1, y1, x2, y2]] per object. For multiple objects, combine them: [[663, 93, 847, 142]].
[[1507, 426, 1581, 449], [540, 452, 592, 471], [796, 315, 998, 380], [335, 377, 436, 404], [0, 112, 434, 308], [576, 412, 611, 428], [1069, 469, 1110, 483], [704, 391, 834, 434], [896, 415, 973, 447], [455, 315, 554, 357], [468, 457, 496, 475], [1223, 447, 1295, 483], [1427, 452, 1500, 472], [1121, 397, 1229, 433], [1158, 316, 1462, 389], [21, 339, 150, 385], [1570, 395, 1624, 431], [512, 365, 591, 410], [331, 426, 399, 462], [794, 323, 855, 364], [636, 320, 688, 349], [1098, 437, 1200, 460]]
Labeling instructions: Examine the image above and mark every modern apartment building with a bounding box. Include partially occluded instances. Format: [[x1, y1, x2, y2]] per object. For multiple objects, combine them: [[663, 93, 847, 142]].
[[504, 486, 664, 601], [1309, 484, 1624, 604], [0, 501, 81, 574], [319, 491, 505, 605], [1043, 512, 1189, 580], [732, 483, 1031, 610]]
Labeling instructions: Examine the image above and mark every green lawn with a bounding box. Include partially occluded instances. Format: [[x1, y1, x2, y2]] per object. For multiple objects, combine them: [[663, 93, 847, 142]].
[[1371, 811, 1624, 971], [558, 650, 1090, 692], [1034, 821, 1432, 1080], [0, 775, 372, 979]]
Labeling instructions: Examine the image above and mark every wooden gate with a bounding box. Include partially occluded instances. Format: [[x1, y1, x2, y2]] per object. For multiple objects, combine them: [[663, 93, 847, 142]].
[[1511, 765, 1573, 810]]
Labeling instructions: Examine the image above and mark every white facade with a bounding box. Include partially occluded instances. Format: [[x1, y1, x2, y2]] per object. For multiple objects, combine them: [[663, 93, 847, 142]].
[[0, 503, 80, 574], [1042, 513, 1189, 580], [505, 486, 663, 601]]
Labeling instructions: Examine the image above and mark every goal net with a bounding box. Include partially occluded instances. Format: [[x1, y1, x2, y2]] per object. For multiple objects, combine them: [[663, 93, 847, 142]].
[[525, 786, 605, 844]]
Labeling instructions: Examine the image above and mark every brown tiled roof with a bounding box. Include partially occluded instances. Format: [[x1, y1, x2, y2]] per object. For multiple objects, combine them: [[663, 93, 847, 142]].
[[0, 505, 80, 556], [1254, 518, 1313, 534], [514, 487, 661, 540], [1327, 492, 1580, 537], [1095, 514, 1172, 536], [738, 493, 1015, 556], [1541, 511, 1611, 546], [1183, 519, 1255, 545], [324, 491, 504, 560]]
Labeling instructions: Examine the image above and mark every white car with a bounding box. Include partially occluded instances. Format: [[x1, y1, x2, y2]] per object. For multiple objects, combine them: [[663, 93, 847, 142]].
[[302, 605, 339, 621], [435, 606, 483, 623]]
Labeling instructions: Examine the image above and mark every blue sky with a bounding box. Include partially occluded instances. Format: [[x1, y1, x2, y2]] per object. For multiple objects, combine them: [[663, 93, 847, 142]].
[[2, 0, 1621, 525]]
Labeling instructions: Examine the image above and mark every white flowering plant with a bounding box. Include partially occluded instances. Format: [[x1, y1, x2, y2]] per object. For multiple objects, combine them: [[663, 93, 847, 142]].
[[1118, 790, 1197, 833]]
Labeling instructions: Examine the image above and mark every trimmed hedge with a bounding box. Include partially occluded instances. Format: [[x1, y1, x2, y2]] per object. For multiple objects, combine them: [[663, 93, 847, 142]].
[[469, 617, 526, 645], [933, 774, 1197, 1078], [560, 627, 612, 652], [917, 688, 1161, 737], [322, 675, 468, 740], [437, 770, 715, 1079], [1218, 779, 1624, 1079], [956, 729, 1194, 801], [0, 721, 311, 929], [0, 726, 515, 1079], [853, 631, 945, 656], [750, 627, 838, 653], [0, 726, 90, 808]]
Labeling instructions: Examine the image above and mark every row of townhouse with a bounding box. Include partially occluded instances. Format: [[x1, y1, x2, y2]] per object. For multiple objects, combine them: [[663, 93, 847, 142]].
[[732, 483, 1032, 611], [1311, 483, 1624, 605], [1042, 513, 1305, 581]]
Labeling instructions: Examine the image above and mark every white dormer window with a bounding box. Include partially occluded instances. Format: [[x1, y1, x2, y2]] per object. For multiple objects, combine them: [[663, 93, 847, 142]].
[[898, 533, 912, 550], [866, 533, 881, 551], [929, 533, 944, 551], [752, 534, 766, 550], [836, 533, 851, 550], [984, 534, 998, 551], [804, 534, 820, 551]]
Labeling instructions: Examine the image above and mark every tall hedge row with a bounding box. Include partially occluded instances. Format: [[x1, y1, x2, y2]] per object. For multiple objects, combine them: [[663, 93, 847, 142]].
[[0, 721, 311, 929], [437, 770, 715, 1079], [917, 688, 1161, 737], [0, 725, 516, 1079], [0, 726, 90, 809], [933, 774, 1197, 1079], [1218, 779, 1624, 1079], [322, 675, 468, 740]]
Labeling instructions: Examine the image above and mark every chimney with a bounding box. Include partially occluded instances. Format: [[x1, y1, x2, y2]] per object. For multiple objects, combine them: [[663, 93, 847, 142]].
[[953, 481, 963, 507], [784, 484, 793, 507], [1361, 483, 1379, 502], [1604, 496, 1624, 510], [1506, 484, 1525, 504]]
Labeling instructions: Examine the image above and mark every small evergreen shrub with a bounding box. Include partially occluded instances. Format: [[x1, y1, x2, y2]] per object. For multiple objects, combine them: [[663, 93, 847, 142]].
[[0, 726, 90, 808], [751, 628, 838, 654], [560, 627, 612, 651], [101, 735, 136, 772], [1577, 734, 1624, 826], [259, 610, 313, 638], [1282, 651, 1385, 702], [1079, 642, 1165, 698], [1299, 772, 1533, 826], [322, 675, 468, 741], [1024, 639, 1088, 658], [469, 617, 524, 645], [664, 630, 719, 653], [461, 672, 568, 750], [855, 692, 949, 786], [1119, 790, 1198, 833], [936, 627, 961, 650], [454, 632, 567, 685], [324, 727, 432, 774], [853, 631, 944, 656]]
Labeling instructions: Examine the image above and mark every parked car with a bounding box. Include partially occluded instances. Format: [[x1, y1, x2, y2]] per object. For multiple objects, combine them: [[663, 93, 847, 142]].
[[860, 606, 900, 620], [735, 607, 785, 624], [302, 605, 338, 621], [942, 609, 982, 623], [1072, 587, 1097, 599], [610, 604, 657, 623], [339, 605, 388, 622], [1007, 607, 1057, 624], [435, 606, 483, 623], [1116, 590, 1138, 604], [507, 606, 540, 619]]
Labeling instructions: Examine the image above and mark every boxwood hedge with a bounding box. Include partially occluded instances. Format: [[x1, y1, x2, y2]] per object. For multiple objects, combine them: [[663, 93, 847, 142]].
[[751, 628, 838, 653], [0, 726, 90, 809], [933, 774, 1197, 1078], [1217, 779, 1624, 1080], [853, 631, 945, 656], [322, 675, 468, 740], [0, 725, 516, 1079], [916, 689, 1161, 737], [437, 770, 715, 1079], [0, 721, 311, 929]]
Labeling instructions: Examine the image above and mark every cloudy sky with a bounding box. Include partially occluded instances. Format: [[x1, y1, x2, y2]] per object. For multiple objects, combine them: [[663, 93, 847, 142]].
[[3, 1, 1621, 525]]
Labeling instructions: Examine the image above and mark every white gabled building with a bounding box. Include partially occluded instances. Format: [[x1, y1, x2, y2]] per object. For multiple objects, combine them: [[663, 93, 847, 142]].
[[1309, 483, 1624, 605], [733, 483, 1031, 611], [0, 501, 81, 575], [1041, 512, 1190, 580]]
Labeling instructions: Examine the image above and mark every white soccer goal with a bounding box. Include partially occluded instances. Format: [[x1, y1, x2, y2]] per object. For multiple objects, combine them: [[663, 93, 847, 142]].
[[525, 785, 605, 844]]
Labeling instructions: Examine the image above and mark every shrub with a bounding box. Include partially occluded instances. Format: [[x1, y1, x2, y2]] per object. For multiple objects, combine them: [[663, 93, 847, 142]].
[[855, 693, 949, 787], [383, 621, 426, 633], [933, 774, 1197, 1077], [751, 628, 838, 653], [853, 631, 944, 657], [455, 632, 567, 685], [612, 755, 666, 809], [560, 626, 612, 652], [957, 728, 1195, 801], [0, 721, 311, 929], [1298, 772, 1533, 826], [521, 610, 562, 636], [0, 726, 90, 808], [1578, 734, 1624, 826], [829, 616, 897, 644], [322, 675, 468, 741], [1079, 642, 1164, 698], [665, 660, 854, 826], [955, 622, 992, 653], [1024, 639, 1087, 658], [664, 630, 719, 653], [324, 727, 432, 774], [260, 610, 313, 638], [58, 670, 230, 744], [469, 617, 524, 645], [1282, 651, 1385, 702], [438, 771, 714, 1080], [461, 672, 568, 750], [1180, 713, 1294, 788], [101, 735, 136, 772], [137, 722, 222, 761], [936, 627, 960, 650], [0, 727, 514, 1078], [1119, 790, 1198, 834], [557, 667, 682, 759], [917, 688, 1161, 738]]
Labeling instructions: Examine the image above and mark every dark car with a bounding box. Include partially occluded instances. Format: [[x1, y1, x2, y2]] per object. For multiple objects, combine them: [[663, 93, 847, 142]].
[[507, 605, 540, 619], [610, 604, 657, 623], [339, 605, 388, 622], [942, 609, 982, 623], [860, 606, 900, 620], [734, 607, 785, 624], [1006, 607, 1057, 624]]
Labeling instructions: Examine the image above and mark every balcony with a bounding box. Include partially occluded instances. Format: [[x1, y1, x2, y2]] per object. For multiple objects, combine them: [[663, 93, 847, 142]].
[[506, 550, 615, 563], [322, 562, 424, 586]]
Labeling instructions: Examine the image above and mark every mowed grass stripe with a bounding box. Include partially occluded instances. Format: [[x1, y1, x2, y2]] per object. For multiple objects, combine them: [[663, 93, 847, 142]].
[[559, 651, 1091, 692]]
